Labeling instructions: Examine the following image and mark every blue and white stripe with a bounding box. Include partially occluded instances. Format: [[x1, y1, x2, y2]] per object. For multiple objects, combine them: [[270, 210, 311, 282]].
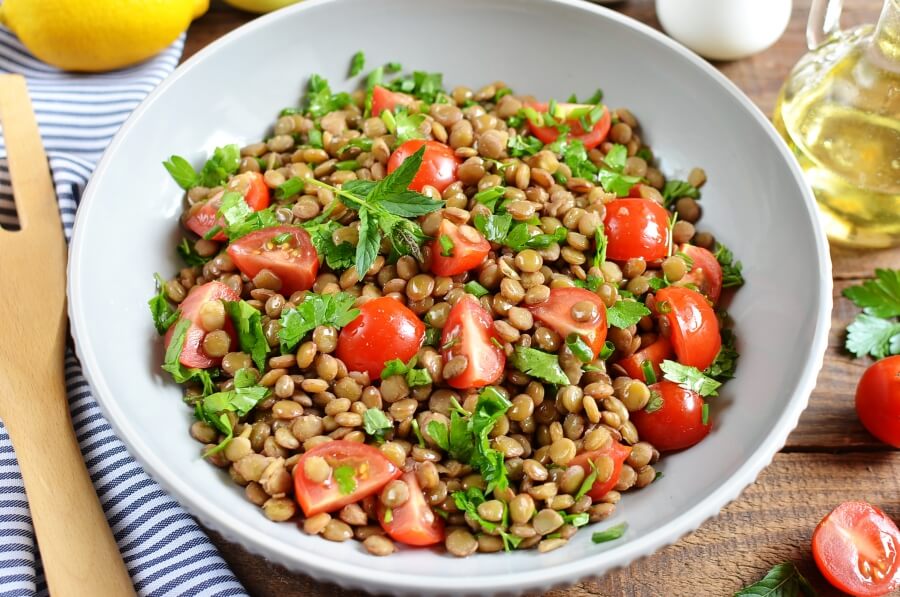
[[0, 28, 248, 596]]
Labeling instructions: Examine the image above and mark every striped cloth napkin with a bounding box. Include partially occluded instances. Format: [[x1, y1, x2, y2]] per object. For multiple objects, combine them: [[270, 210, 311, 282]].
[[0, 29, 248, 597]]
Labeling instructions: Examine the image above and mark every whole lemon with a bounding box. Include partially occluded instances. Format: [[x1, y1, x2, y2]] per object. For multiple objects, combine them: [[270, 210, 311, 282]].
[[224, 0, 301, 14], [0, 0, 209, 72]]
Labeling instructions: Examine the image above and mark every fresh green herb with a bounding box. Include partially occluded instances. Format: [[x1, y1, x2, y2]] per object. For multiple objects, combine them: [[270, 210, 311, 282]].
[[507, 134, 543, 157], [335, 159, 360, 171], [521, 106, 542, 127], [452, 487, 523, 551], [349, 51, 365, 76], [394, 109, 427, 143], [701, 403, 709, 426], [232, 368, 258, 389], [473, 186, 507, 211], [494, 87, 512, 101], [302, 219, 355, 271], [599, 341, 615, 360], [424, 326, 441, 347], [223, 300, 269, 371], [270, 232, 292, 245], [593, 227, 608, 268], [388, 71, 444, 104], [574, 275, 603, 292], [364, 66, 384, 117], [733, 562, 816, 597], [598, 144, 642, 196], [568, 88, 604, 104], [592, 522, 627, 544], [473, 212, 512, 243], [636, 147, 654, 163], [148, 274, 180, 335], [279, 107, 301, 117], [714, 242, 745, 288], [340, 136, 374, 155], [705, 328, 739, 381], [214, 191, 279, 241], [363, 408, 393, 439], [662, 179, 699, 207], [843, 269, 900, 318], [306, 74, 352, 119], [383, 508, 393, 523], [575, 460, 600, 500], [645, 390, 664, 413], [275, 178, 304, 201], [385, 61, 402, 73], [161, 319, 216, 395], [278, 292, 360, 353], [510, 345, 569, 385], [503, 224, 567, 252], [162, 155, 199, 189], [566, 333, 593, 363], [380, 356, 432, 387], [163, 144, 241, 190], [308, 128, 324, 148], [843, 269, 900, 358], [641, 360, 657, 384], [333, 465, 357, 495], [464, 280, 490, 298], [194, 384, 269, 456], [607, 300, 651, 328], [411, 419, 426, 448], [439, 234, 455, 257], [660, 360, 721, 397], [557, 139, 598, 180], [176, 238, 211, 266]]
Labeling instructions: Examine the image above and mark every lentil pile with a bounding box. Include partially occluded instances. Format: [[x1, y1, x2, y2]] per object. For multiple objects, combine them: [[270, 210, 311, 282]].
[[151, 58, 743, 557]]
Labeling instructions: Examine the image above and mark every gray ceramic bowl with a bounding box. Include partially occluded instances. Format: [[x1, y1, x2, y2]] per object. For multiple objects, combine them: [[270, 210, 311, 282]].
[[68, 0, 832, 594]]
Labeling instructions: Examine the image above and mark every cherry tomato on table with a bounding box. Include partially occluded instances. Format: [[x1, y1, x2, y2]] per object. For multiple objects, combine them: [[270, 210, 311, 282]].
[[526, 102, 611, 150], [370, 85, 414, 117], [429, 219, 490, 277], [336, 296, 426, 379], [617, 336, 674, 382], [377, 471, 444, 546], [812, 500, 900, 596], [387, 139, 459, 193], [185, 171, 270, 241], [631, 380, 710, 452], [855, 355, 900, 448], [441, 294, 505, 389], [226, 225, 318, 297], [527, 287, 608, 359], [677, 244, 723, 304], [164, 281, 239, 369], [568, 440, 632, 501], [603, 198, 671, 262], [654, 286, 721, 371], [293, 440, 402, 517]]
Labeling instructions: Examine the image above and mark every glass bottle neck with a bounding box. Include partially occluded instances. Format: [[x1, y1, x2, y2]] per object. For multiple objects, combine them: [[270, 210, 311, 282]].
[[873, 0, 900, 65]]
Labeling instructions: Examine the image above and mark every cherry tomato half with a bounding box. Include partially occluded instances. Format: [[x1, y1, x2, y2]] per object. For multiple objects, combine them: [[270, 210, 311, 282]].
[[617, 336, 674, 382], [377, 471, 445, 546], [568, 440, 632, 501], [293, 440, 402, 517], [654, 286, 721, 371], [429, 219, 490, 277], [185, 171, 270, 241], [527, 287, 608, 359], [855, 355, 900, 448], [631, 381, 710, 452], [603, 198, 671, 262], [336, 297, 426, 379], [164, 281, 239, 369], [526, 102, 612, 151], [812, 500, 900, 596], [227, 225, 318, 297], [441, 294, 505, 389], [678, 244, 723, 304], [371, 85, 415, 117], [387, 139, 459, 193]]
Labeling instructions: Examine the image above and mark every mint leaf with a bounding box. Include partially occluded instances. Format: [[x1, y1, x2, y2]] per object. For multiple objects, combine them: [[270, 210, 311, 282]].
[[660, 360, 721, 397], [278, 292, 360, 353], [162, 155, 199, 189], [355, 207, 380, 279], [843, 269, 900, 319], [733, 562, 816, 597], [607, 300, 651, 328], [148, 274, 179, 335], [511, 346, 569, 385], [223, 300, 269, 372]]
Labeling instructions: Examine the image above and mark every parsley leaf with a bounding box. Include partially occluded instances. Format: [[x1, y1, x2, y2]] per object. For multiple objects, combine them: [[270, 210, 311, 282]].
[[574, 275, 603, 292], [380, 356, 432, 387], [592, 522, 628, 544], [439, 234, 454, 257], [662, 179, 699, 208], [393, 109, 426, 144], [161, 318, 216, 395], [333, 465, 357, 495], [598, 144, 642, 196], [223, 300, 269, 372], [510, 345, 569, 384], [660, 360, 722, 397], [194, 384, 269, 455], [474, 212, 512, 243], [306, 74, 352, 119], [452, 487, 523, 551], [607, 300, 651, 328], [733, 562, 816, 597], [363, 408, 393, 440], [473, 186, 507, 211], [388, 71, 444, 104], [177, 238, 211, 266], [349, 51, 365, 76], [846, 314, 900, 359], [504, 224, 567, 252], [705, 328, 739, 381], [278, 292, 360, 353], [198, 145, 241, 188], [843, 269, 900, 319], [215, 191, 279, 241], [644, 390, 664, 413], [714, 242, 745, 288], [593, 227, 608, 268], [162, 155, 199, 190], [566, 333, 593, 363], [507, 134, 543, 157], [148, 274, 179, 335], [303, 219, 355, 271]]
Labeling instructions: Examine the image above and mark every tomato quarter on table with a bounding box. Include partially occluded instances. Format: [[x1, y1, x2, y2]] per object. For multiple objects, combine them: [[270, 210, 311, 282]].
[[185, 171, 270, 241], [377, 471, 444, 546], [526, 102, 611, 150], [568, 440, 631, 501], [293, 440, 402, 517], [226, 225, 318, 297], [855, 355, 900, 448], [812, 500, 900, 596], [631, 380, 710, 452], [429, 219, 490, 277], [527, 287, 608, 359], [603, 198, 671, 262], [618, 336, 674, 382], [677, 244, 723, 304], [370, 85, 415, 117], [387, 139, 459, 193], [164, 281, 239, 369], [441, 294, 505, 389], [654, 286, 721, 371], [336, 296, 426, 379]]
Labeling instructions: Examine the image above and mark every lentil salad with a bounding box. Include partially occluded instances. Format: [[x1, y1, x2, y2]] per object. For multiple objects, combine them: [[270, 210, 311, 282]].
[[150, 54, 744, 557]]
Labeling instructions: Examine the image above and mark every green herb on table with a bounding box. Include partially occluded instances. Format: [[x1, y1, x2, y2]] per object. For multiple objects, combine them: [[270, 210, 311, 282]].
[[843, 269, 900, 359], [592, 522, 628, 544], [349, 51, 365, 76], [278, 291, 360, 353], [510, 345, 570, 385], [660, 360, 722, 397], [733, 562, 816, 597], [223, 300, 269, 372], [148, 274, 179, 335], [607, 299, 651, 328]]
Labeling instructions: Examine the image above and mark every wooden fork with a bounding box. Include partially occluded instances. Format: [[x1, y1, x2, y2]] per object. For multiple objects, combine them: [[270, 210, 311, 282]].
[[0, 74, 134, 596]]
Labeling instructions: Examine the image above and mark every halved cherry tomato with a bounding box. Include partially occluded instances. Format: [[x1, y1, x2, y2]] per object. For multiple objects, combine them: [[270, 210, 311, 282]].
[[631, 380, 710, 452], [527, 287, 608, 359], [336, 297, 425, 378], [812, 500, 900, 596], [293, 440, 402, 517], [654, 286, 721, 370], [678, 244, 723, 304], [227, 225, 318, 297], [371, 85, 415, 117], [387, 139, 459, 193], [617, 337, 674, 382], [376, 471, 444, 546], [441, 294, 505, 389], [526, 102, 611, 150], [164, 281, 239, 369], [185, 171, 270, 241], [429, 219, 490, 277], [855, 355, 900, 448], [568, 440, 632, 501], [603, 198, 671, 262]]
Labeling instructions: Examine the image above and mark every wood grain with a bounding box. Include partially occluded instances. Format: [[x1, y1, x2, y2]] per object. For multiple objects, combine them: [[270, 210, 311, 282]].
[[184, 0, 899, 594]]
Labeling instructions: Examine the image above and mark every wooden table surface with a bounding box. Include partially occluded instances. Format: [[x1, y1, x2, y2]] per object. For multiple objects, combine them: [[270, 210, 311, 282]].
[[185, 1, 900, 595]]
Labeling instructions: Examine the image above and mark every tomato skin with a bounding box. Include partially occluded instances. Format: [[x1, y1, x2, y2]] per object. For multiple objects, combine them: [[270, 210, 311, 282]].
[[293, 440, 402, 517], [336, 297, 426, 379], [654, 286, 721, 370], [377, 472, 445, 546], [678, 244, 723, 304], [618, 337, 674, 382], [227, 225, 318, 296], [429, 219, 490, 277], [812, 501, 900, 596], [526, 102, 611, 150], [568, 440, 632, 501], [855, 356, 900, 448], [185, 172, 270, 241], [603, 198, 671, 262], [441, 294, 505, 389], [387, 139, 459, 193], [164, 281, 239, 368], [631, 381, 710, 452], [527, 287, 608, 359], [370, 85, 414, 117]]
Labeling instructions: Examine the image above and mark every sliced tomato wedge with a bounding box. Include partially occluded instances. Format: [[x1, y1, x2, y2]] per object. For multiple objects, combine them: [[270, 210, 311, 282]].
[[617, 336, 674, 382], [526, 102, 611, 150], [164, 281, 239, 369], [335, 297, 426, 379], [429, 219, 490, 277], [603, 198, 671, 263], [387, 139, 459, 193], [226, 225, 318, 297], [293, 440, 402, 517], [631, 381, 710, 452], [568, 440, 632, 501], [376, 471, 444, 546], [185, 171, 270, 241], [527, 287, 608, 359], [677, 244, 723, 304], [654, 286, 721, 370], [371, 85, 415, 117], [813, 501, 900, 596], [441, 294, 505, 389]]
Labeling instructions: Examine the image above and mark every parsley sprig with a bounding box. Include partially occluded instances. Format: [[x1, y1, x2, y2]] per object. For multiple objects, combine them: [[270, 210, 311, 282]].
[[278, 292, 360, 353], [162, 144, 241, 191], [843, 268, 900, 359], [195, 372, 268, 456]]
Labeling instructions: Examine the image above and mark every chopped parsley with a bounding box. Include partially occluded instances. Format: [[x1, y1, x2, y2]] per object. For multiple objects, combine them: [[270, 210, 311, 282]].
[[176, 238, 211, 267], [210, 191, 279, 241], [607, 300, 651, 328], [503, 224, 567, 252], [278, 292, 360, 353], [380, 356, 432, 387], [598, 144, 642, 196], [452, 487, 523, 551], [705, 328, 739, 381], [305, 74, 352, 119], [660, 360, 721, 397], [148, 274, 179, 335], [714, 242, 745, 288], [507, 134, 543, 157], [195, 382, 269, 456], [363, 408, 393, 439], [644, 390, 664, 413], [302, 219, 355, 271], [662, 179, 699, 208], [388, 71, 444, 104], [162, 144, 241, 190], [161, 318, 216, 395], [349, 51, 365, 76], [333, 465, 357, 495], [473, 186, 507, 211], [223, 300, 269, 372], [473, 211, 512, 243], [574, 275, 603, 292], [510, 345, 569, 385]]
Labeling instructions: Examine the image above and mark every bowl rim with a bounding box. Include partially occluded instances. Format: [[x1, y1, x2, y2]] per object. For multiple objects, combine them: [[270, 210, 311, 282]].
[[67, 0, 833, 593]]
